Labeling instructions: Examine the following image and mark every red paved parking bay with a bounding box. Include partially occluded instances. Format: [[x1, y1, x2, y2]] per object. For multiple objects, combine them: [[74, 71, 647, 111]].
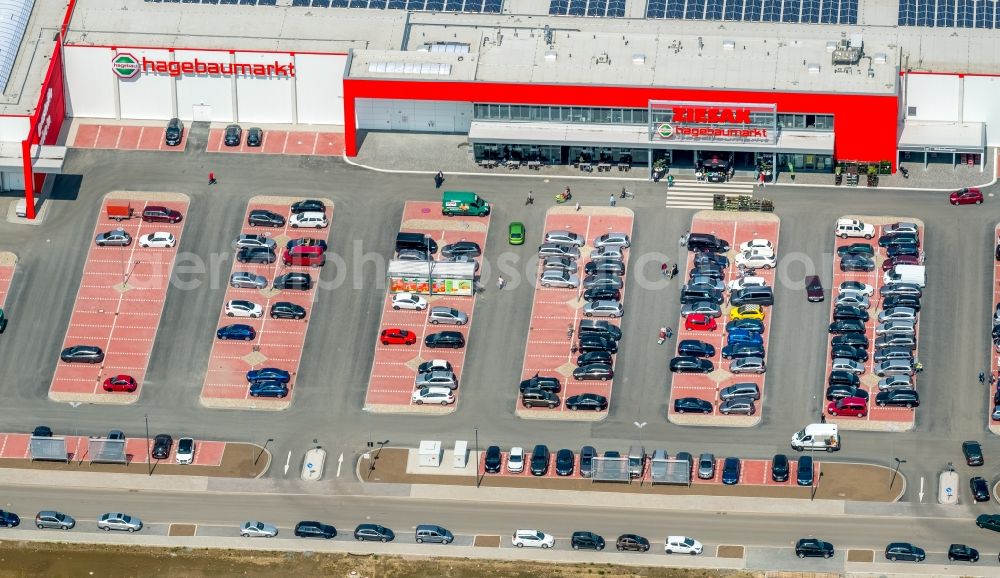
[[991, 223, 1000, 434], [364, 201, 489, 414], [517, 206, 635, 421], [200, 197, 333, 410], [49, 193, 189, 404]]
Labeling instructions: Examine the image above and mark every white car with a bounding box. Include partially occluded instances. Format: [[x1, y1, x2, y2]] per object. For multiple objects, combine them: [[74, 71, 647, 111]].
[[507, 446, 525, 473], [727, 276, 767, 292], [289, 211, 328, 228], [593, 232, 631, 249], [835, 218, 875, 239], [175, 437, 195, 465], [738, 239, 773, 254], [583, 300, 623, 318], [735, 252, 776, 270], [512, 529, 554, 548], [839, 281, 874, 297], [240, 520, 278, 538], [97, 513, 142, 532], [831, 357, 865, 374], [544, 231, 585, 247], [665, 536, 703, 555], [391, 292, 428, 311], [224, 299, 263, 318], [138, 232, 176, 248], [540, 269, 579, 288], [412, 386, 455, 405]]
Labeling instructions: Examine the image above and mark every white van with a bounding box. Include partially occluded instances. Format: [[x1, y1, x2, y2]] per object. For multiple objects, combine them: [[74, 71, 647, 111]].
[[883, 264, 925, 288], [791, 423, 840, 452]]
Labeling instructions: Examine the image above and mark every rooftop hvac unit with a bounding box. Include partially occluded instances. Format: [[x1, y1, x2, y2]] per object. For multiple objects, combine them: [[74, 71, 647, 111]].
[[873, 52, 888, 64], [544, 50, 557, 62], [722, 40, 735, 50], [632, 53, 646, 64], [807, 63, 821, 74], [826, 41, 838, 53], [831, 38, 862, 66]]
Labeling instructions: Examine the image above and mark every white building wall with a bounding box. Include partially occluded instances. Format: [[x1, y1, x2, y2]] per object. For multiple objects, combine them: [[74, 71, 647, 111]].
[[964, 76, 1000, 147], [905, 74, 960, 121], [175, 50, 234, 122], [356, 99, 473, 133], [3, 170, 24, 190], [295, 54, 347, 125], [234, 52, 294, 124], [64, 46, 116, 118], [119, 49, 173, 120], [0, 116, 29, 141]]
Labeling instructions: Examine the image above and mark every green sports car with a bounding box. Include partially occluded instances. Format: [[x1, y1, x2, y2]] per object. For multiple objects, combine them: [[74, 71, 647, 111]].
[[509, 222, 525, 245]]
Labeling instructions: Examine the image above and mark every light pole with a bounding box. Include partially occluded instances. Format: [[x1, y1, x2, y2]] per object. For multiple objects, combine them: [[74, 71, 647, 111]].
[[426, 238, 433, 296], [367, 439, 390, 479], [810, 463, 823, 501], [143, 414, 151, 476], [256, 438, 273, 466], [890, 457, 906, 490], [474, 426, 480, 488]]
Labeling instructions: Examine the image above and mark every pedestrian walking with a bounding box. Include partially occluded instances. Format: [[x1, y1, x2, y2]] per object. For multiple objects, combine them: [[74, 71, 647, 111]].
[[679, 231, 689, 247], [574, 201, 580, 212], [526, 190, 534, 205], [670, 263, 678, 279], [758, 172, 765, 188], [820, 414, 827, 424], [434, 171, 444, 188], [990, 373, 996, 386], [208, 171, 217, 185], [661, 262, 669, 278], [609, 194, 616, 207], [496, 276, 506, 290], [980, 371, 986, 385]]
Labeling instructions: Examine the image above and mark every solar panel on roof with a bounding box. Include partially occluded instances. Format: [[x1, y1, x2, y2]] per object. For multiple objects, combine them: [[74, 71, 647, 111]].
[[369, 0, 387, 6], [760, 0, 779, 21], [744, 0, 763, 20], [426, 0, 444, 8], [568, 0, 586, 15], [975, 0, 995, 28], [936, 0, 955, 26], [705, 0, 724, 19], [801, 0, 819, 22], [331, 0, 349, 6], [685, 0, 706, 18], [782, 0, 801, 21], [955, 0, 973, 26], [646, 0, 666, 17], [724, 0, 744, 20], [406, 0, 424, 8], [665, 0, 684, 18], [444, 0, 462, 8], [840, 0, 858, 23], [464, 0, 484, 12], [586, 0, 607, 16], [239, 0, 256, 5], [607, 0, 625, 16], [483, 0, 501, 12], [916, 0, 933, 25], [219, 0, 237, 4], [550, 0, 567, 13], [258, 0, 276, 4], [202, 0, 219, 4]]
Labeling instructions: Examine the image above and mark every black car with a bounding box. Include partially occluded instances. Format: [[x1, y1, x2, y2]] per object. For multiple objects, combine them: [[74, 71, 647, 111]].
[[530, 445, 550, 476], [976, 513, 1000, 531], [269, 302, 306, 320], [246, 127, 263, 147], [878, 232, 919, 247], [60, 345, 104, 364], [237, 247, 276, 264], [519, 374, 561, 394], [578, 334, 618, 354], [721, 343, 764, 360], [970, 476, 991, 502], [771, 454, 789, 482], [0, 511, 19, 528], [354, 523, 394, 542], [796, 455, 814, 486], [830, 345, 868, 362], [555, 448, 575, 476], [566, 393, 608, 411], [795, 537, 834, 558], [151, 434, 173, 460], [583, 286, 620, 302], [674, 397, 712, 414], [484, 446, 502, 473], [828, 370, 861, 387], [840, 254, 875, 272], [425, 331, 465, 349], [963, 441, 985, 466], [680, 287, 724, 305], [247, 209, 284, 228], [579, 446, 596, 478], [689, 265, 724, 280], [832, 333, 869, 349], [576, 350, 612, 367], [875, 388, 920, 408], [694, 252, 729, 269], [826, 384, 869, 402], [441, 241, 482, 258], [948, 544, 979, 562], [884, 542, 925, 562], [294, 521, 336, 539], [886, 243, 919, 258], [726, 318, 764, 333], [677, 339, 715, 358], [829, 319, 866, 334], [573, 363, 613, 381], [616, 534, 650, 552], [833, 305, 869, 322], [32, 425, 52, 438], [836, 243, 874, 257], [521, 388, 559, 408], [223, 124, 242, 146], [571, 531, 605, 550], [721, 457, 741, 485], [669, 356, 714, 373], [273, 272, 312, 290], [291, 199, 327, 214], [164, 118, 183, 146], [882, 295, 921, 311], [584, 260, 625, 276]]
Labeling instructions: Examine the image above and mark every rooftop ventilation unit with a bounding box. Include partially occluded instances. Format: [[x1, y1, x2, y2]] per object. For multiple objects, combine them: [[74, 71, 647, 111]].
[[632, 53, 646, 64], [544, 50, 557, 62], [722, 40, 735, 51], [807, 63, 821, 74], [826, 41, 837, 53], [367, 62, 453, 76], [831, 38, 862, 66], [416, 42, 471, 54], [873, 52, 888, 64]]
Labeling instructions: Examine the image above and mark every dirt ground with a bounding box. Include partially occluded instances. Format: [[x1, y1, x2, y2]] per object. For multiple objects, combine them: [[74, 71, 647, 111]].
[[362, 450, 900, 502], [0, 443, 268, 478], [0, 542, 762, 578]]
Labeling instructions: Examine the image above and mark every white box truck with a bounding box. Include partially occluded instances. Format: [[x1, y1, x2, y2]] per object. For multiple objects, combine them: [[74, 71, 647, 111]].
[[791, 423, 840, 452], [883, 264, 925, 288]]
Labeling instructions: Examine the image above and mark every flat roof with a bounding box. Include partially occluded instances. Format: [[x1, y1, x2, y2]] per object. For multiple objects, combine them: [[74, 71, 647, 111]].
[[0, 0, 68, 116], [899, 121, 985, 150]]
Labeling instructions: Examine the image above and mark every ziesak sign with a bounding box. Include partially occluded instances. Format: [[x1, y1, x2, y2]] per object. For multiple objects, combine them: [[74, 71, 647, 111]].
[[112, 52, 296, 79]]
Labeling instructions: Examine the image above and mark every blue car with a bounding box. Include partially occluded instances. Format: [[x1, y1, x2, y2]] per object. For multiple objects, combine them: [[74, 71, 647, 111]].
[[249, 381, 288, 398], [246, 368, 290, 383], [721, 343, 765, 359], [721, 457, 741, 485], [0, 510, 20, 527], [726, 330, 763, 346], [725, 319, 764, 334], [217, 324, 256, 341], [797, 456, 814, 486]]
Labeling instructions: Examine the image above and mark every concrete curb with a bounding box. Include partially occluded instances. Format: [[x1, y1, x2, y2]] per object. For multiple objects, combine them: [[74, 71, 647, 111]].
[[0, 251, 17, 267]]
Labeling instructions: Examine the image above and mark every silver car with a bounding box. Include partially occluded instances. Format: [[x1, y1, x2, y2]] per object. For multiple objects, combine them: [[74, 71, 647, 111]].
[[442, 253, 480, 272], [879, 283, 922, 298], [428, 306, 468, 325], [583, 274, 623, 290], [877, 307, 917, 323], [719, 396, 756, 415], [541, 256, 577, 273], [691, 276, 725, 293], [719, 382, 760, 401], [544, 231, 585, 247], [540, 269, 580, 288], [415, 370, 458, 390], [98, 513, 142, 532], [35, 510, 75, 530], [583, 300, 623, 318], [874, 359, 914, 377], [230, 271, 267, 289], [593, 232, 631, 249], [697, 453, 716, 479], [874, 334, 916, 350], [878, 375, 913, 391], [233, 234, 276, 251], [872, 347, 914, 362], [592, 245, 624, 260], [538, 243, 580, 259], [397, 249, 430, 261], [884, 221, 918, 235], [831, 357, 865, 374], [95, 230, 132, 247], [680, 301, 722, 318], [835, 293, 870, 309], [875, 320, 916, 336], [730, 356, 766, 374], [240, 520, 278, 538]]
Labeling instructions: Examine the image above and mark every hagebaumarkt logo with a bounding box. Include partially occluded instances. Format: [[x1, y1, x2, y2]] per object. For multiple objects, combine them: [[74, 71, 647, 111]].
[[656, 123, 674, 139], [112, 53, 140, 79]]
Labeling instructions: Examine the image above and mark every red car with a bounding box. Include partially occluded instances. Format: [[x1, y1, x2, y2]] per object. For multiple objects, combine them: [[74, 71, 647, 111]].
[[684, 314, 717, 332], [380, 328, 417, 345], [950, 188, 983, 205], [881, 254, 920, 271], [827, 396, 867, 418], [102, 374, 138, 393]]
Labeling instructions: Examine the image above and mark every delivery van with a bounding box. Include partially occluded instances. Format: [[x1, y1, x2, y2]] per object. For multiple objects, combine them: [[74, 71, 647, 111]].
[[883, 264, 925, 288], [790, 423, 840, 452], [442, 191, 490, 217]]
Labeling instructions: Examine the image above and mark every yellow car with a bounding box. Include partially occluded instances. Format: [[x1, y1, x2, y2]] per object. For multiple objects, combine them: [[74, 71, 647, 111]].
[[729, 304, 765, 321]]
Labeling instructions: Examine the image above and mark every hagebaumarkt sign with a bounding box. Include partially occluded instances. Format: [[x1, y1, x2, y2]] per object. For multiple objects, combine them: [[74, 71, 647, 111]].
[[113, 53, 296, 79], [649, 101, 778, 146]]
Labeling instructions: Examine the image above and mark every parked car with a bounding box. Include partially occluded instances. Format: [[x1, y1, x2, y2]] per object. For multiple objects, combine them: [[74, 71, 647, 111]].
[[95, 230, 132, 247], [677, 339, 715, 358], [507, 447, 525, 473], [950, 187, 984, 205], [948, 543, 979, 562], [833, 333, 869, 349], [721, 342, 764, 360], [512, 529, 554, 548], [577, 334, 618, 353], [583, 300, 623, 318], [797, 455, 814, 485], [884, 542, 926, 562], [975, 513, 1000, 532], [594, 232, 630, 249], [249, 381, 288, 398], [175, 437, 195, 465], [970, 476, 991, 502], [771, 454, 789, 482], [240, 520, 278, 538], [684, 314, 717, 332], [720, 382, 760, 401], [294, 521, 336, 539], [730, 356, 765, 374], [830, 345, 867, 362], [833, 304, 869, 322], [537, 243, 580, 259], [875, 388, 920, 407], [269, 301, 306, 320], [583, 273, 623, 290], [584, 260, 624, 276], [697, 453, 716, 479], [566, 393, 608, 411], [521, 388, 559, 408], [571, 531, 605, 550], [840, 280, 874, 296], [101, 374, 137, 393], [831, 357, 865, 374], [735, 252, 775, 270], [519, 374, 561, 394], [164, 118, 184, 146], [680, 301, 722, 318], [877, 375, 913, 391], [97, 513, 141, 532], [541, 256, 577, 273], [882, 295, 921, 311], [872, 347, 913, 363], [138, 232, 176, 248], [726, 318, 763, 333], [0, 511, 18, 528], [424, 331, 465, 349], [829, 319, 866, 334], [246, 367, 290, 383], [411, 387, 455, 405], [827, 396, 867, 418], [233, 234, 277, 251], [840, 254, 874, 272], [34, 511, 74, 530], [217, 324, 256, 341], [441, 241, 482, 258], [963, 441, 985, 466], [391, 292, 428, 311], [729, 304, 764, 321], [354, 523, 395, 542], [795, 538, 834, 558], [674, 397, 712, 414], [573, 363, 613, 381], [224, 299, 263, 318], [224, 124, 242, 146], [237, 246, 276, 264], [529, 445, 550, 476], [579, 446, 596, 478], [721, 457, 741, 485], [665, 536, 703, 555], [141, 206, 182, 223], [428, 307, 468, 325], [835, 293, 870, 309], [151, 434, 173, 459], [230, 271, 268, 289], [729, 275, 767, 292], [555, 448, 575, 476], [289, 211, 328, 229], [616, 534, 651, 552], [508, 221, 525, 245], [583, 286, 620, 303], [670, 356, 714, 373], [826, 384, 869, 402], [719, 396, 756, 415], [544, 230, 584, 246], [835, 218, 874, 239], [837, 243, 874, 257], [290, 199, 326, 214]]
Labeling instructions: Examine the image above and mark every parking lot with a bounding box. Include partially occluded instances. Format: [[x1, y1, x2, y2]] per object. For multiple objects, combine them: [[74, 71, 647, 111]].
[[200, 197, 333, 410], [363, 201, 489, 413], [71, 123, 187, 152], [668, 212, 779, 425], [206, 128, 344, 156], [0, 432, 225, 466], [824, 216, 924, 431], [0, 254, 14, 310], [48, 194, 189, 404], [990, 223, 1000, 434], [516, 206, 634, 420]]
